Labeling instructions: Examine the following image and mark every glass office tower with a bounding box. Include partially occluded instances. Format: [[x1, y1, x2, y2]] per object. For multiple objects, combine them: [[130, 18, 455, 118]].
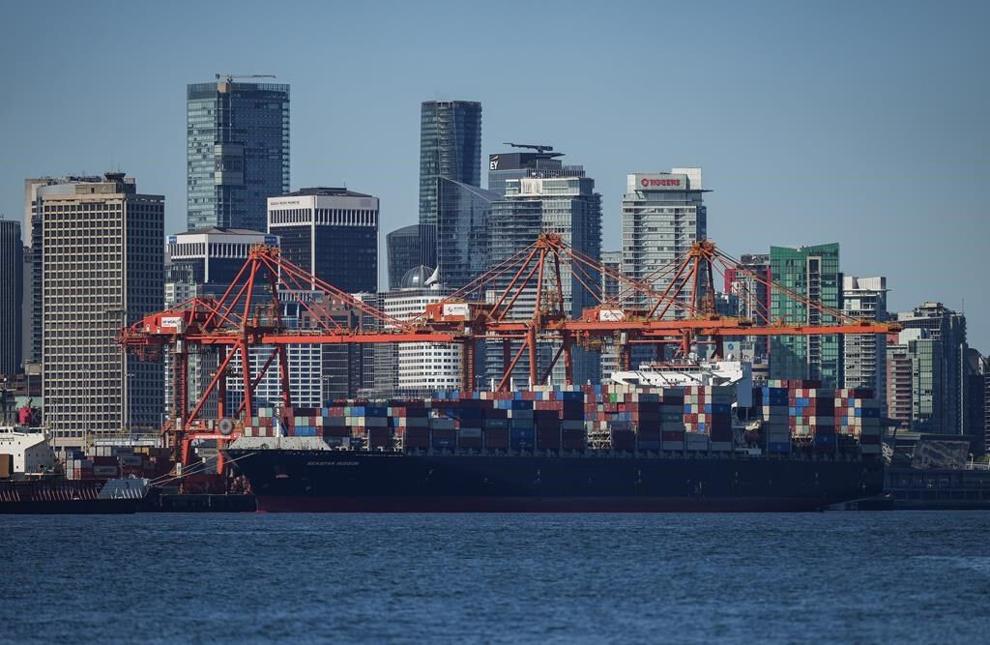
[[187, 78, 290, 232], [769, 243, 842, 386], [418, 100, 482, 232]]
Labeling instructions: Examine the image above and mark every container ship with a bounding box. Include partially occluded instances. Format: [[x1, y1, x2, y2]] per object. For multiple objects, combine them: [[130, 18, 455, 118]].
[[226, 372, 885, 512]]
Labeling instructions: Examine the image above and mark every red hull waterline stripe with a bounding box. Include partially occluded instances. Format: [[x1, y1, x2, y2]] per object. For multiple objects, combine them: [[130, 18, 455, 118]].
[[255, 496, 829, 513]]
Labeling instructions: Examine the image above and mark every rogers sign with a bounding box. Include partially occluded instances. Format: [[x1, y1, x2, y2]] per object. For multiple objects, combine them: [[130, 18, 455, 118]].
[[640, 177, 681, 188]]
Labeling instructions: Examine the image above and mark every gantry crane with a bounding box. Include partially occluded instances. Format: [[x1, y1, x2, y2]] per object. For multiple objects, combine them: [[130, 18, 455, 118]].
[[119, 234, 898, 469]]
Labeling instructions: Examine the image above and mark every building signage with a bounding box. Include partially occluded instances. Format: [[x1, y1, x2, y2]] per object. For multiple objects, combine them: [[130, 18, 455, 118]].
[[442, 303, 470, 318], [160, 316, 184, 331], [638, 175, 683, 189], [489, 155, 500, 171], [264, 235, 279, 247]]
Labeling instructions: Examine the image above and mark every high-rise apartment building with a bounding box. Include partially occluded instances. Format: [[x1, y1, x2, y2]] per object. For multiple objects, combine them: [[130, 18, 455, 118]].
[[487, 173, 602, 385], [769, 243, 842, 387], [25, 176, 103, 365], [0, 220, 23, 376], [187, 78, 290, 232], [419, 100, 482, 267], [897, 302, 967, 435], [886, 341, 913, 431], [906, 329, 942, 432], [621, 169, 708, 316], [267, 188, 378, 293], [842, 276, 888, 406], [39, 173, 164, 449]]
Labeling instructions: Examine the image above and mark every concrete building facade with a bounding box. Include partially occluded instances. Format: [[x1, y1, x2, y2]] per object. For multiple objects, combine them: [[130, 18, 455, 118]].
[[842, 276, 888, 407], [39, 173, 164, 449]]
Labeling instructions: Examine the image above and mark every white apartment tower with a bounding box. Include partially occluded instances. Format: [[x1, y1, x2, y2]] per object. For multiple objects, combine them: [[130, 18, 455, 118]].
[[621, 168, 708, 317], [842, 276, 888, 408]]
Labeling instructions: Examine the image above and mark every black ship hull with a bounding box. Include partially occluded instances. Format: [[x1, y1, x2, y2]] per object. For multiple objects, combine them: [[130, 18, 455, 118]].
[[227, 449, 885, 513]]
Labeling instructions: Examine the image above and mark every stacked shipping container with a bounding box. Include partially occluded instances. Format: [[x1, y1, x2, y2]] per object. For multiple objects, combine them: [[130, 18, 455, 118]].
[[234, 380, 882, 456]]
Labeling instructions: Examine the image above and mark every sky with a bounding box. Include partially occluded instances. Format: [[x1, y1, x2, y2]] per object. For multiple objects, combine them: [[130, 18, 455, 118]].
[[1, 0, 988, 347]]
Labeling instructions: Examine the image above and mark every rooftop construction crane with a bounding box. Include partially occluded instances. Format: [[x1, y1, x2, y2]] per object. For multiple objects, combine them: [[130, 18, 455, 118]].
[[215, 73, 277, 83], [119, 234, 899, 470], [502, 142, 557, 154]]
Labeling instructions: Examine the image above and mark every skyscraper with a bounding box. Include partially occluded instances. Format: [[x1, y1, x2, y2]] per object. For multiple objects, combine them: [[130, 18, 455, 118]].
[[621, 169, 708, 316], [39, 173, 164, 450], [842, 276, 888, 406], [25, 176, 103, 365], [897, 301, 967, 434], [886, 340, 913, 431], [487, 147, 585, 197], [267, 188, 380, 402], [0, 220, 23, 377], [769, 243, 842, 386], [187, 77, 290, 232], [436, 178, 498, 290], [267, 188, 379, 293], [487, 173, 602, 384], [419, 100, 482, 266]]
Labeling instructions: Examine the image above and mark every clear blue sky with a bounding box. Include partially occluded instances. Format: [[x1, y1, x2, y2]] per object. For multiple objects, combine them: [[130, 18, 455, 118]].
[[1, 1, 988, 347]]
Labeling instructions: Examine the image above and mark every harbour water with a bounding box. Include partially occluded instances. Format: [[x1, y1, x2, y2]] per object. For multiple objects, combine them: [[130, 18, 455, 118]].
[[3, 512, 990, 643]]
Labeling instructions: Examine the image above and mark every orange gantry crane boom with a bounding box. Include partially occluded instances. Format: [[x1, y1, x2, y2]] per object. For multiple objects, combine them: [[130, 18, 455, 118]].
[[119, 234, 898, 466]]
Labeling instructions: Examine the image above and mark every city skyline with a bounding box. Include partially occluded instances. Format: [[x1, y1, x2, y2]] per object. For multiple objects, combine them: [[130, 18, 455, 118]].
[[1, 1, 988, 347]]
